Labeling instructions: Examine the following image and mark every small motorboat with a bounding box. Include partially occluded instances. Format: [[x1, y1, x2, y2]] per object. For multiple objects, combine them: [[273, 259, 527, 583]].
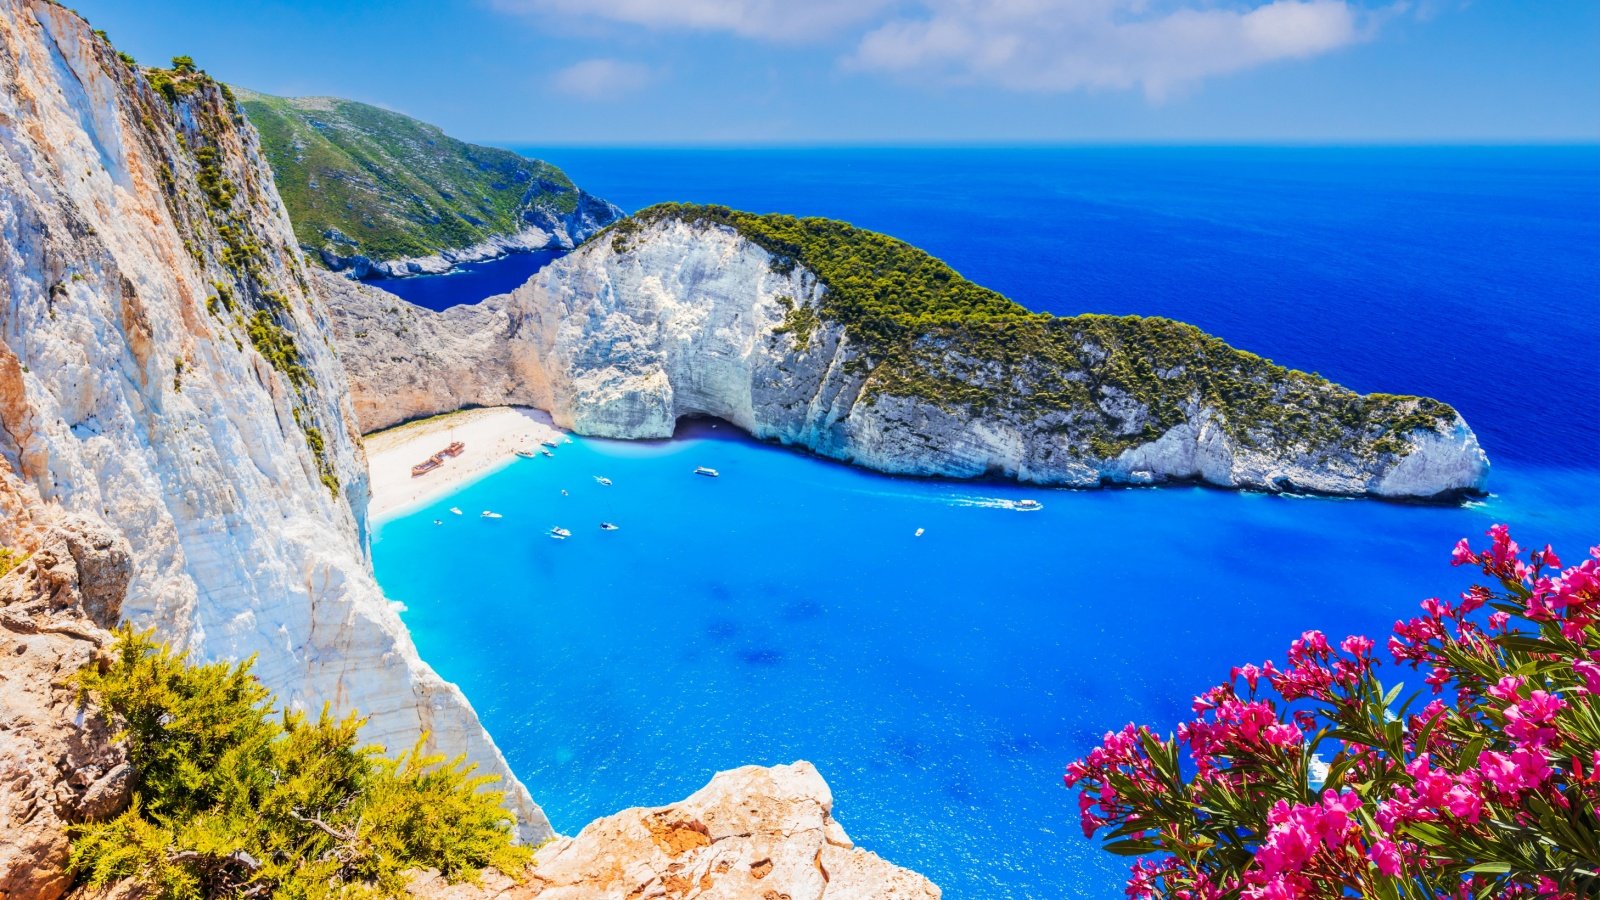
[[914, 527, 924, 537], [541, 439, 560, 448], [1016, 499, 1043, 511], [560, 489, 569, 496], [514, 448, 536, 459], [548, 526, 571, 540], [563, 436, 573, 444], [481, 511, 503, 519], [594, 476, 612, 486], [449, 507, 463, 516], [694, 466, 720, 477], [541, 448, 554, 458], [599, 522, 619, 531], [433, 519, 444, 526]]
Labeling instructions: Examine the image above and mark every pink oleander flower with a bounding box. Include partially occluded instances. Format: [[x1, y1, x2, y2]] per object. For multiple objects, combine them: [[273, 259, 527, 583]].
[[1067, 527, 1596, 900], [1368, 838, 1402, 877]]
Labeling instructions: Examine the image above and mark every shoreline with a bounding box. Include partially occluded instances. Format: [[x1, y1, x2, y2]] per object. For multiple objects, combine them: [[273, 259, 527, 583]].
[[363, 406, 566, 523]]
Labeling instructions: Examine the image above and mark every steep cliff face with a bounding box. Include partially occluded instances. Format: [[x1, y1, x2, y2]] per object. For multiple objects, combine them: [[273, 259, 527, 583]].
[[325, 214, 1488, 500], [316, 271, 540, 431], [0, 0, 547, 840]]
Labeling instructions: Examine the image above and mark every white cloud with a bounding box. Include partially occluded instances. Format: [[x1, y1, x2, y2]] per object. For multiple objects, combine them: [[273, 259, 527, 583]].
[[497, 0, 1402, 98], [491, 0, 896, 42], [551, 58, 655, 99], [848, 0, 1375, 99]]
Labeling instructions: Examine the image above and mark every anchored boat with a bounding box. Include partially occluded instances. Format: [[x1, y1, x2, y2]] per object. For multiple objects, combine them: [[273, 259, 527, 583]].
[[694, 466, 720, 477]]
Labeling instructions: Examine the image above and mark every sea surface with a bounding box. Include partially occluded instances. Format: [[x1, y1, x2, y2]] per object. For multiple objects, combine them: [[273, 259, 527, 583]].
[[370, 147, 1600, 899], [369, 249, 561, 310]]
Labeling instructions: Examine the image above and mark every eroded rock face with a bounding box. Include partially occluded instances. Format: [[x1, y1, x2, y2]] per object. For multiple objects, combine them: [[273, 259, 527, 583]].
[[323, 218, 1489, 500], [0, 509, 131, 900], [408, 762, 940, 900], [0, 0, 546, 842]]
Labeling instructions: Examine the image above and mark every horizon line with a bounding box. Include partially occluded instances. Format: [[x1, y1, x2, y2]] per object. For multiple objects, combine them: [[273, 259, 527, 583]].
[[480, 138, 1600, 151]]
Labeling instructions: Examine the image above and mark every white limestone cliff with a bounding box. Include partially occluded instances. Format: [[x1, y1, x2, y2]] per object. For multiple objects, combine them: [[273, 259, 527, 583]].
[[0, 0, 548, 841], [324, 217, 1489, 500]]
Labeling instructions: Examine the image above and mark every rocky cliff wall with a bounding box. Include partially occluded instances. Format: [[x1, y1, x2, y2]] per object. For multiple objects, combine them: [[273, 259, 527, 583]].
[[326, 217, 1488, 500], [0, 0, 547, 840]]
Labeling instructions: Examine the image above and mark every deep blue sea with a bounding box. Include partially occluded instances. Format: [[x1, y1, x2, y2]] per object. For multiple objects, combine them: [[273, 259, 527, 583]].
[[370, 148, 1600, 899], [369, 249, 561, 310]]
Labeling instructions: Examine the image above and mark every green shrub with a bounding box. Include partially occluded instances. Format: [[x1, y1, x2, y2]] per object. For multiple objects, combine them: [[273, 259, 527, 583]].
[[70, 628, 531, 899], [0, 546, 27, 578]]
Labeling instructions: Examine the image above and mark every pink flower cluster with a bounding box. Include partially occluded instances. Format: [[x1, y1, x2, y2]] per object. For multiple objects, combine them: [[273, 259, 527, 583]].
[[1063, 526, 1599, 900]]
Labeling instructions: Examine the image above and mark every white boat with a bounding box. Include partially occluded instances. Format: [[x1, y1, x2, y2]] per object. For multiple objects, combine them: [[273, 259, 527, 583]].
[[514, 448, 536, 459], [914, 527, 924, 537], [449, 507, 462, 515], [694, 466, 720, 477], [563, 437, 573, 444], [599, 522, 619, 531], [560, 489, 568, 496], [541, 439, 560, 448], [433, 520, 444, 526], [594, 476, 612, 486], [1016, 499, 1043, 511], [548, 526, 571, 539], [541, 448, 554, 458], [481, 511, 503, 519]]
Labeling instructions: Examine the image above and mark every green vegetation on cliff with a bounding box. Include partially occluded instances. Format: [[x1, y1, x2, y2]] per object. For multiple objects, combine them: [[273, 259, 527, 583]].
[[610, 204, 1458, 458], [70, 628, 530, 899], [237, 90, 613, 264]]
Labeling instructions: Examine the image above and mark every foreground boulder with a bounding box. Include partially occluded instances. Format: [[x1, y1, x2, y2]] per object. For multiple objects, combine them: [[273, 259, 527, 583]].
[[409, 762, 940, 900]]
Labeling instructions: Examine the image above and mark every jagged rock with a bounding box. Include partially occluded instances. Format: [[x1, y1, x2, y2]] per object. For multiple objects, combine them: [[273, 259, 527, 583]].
[[321, 217, 1488, 500], [407, 762, 940, 900], [0, 0, 547, 845], [0, 511, 131, 900]]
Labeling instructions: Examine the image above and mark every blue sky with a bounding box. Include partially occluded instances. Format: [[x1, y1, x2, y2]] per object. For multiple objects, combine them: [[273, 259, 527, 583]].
[[70, 0, 1598, 145]]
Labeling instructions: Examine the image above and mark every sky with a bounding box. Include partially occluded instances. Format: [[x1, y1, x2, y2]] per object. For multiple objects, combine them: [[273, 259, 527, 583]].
[[68, 0, 1600, 145]]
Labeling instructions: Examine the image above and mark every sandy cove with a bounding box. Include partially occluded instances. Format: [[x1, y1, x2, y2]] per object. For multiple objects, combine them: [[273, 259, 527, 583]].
[[363, 406, 566, 521]]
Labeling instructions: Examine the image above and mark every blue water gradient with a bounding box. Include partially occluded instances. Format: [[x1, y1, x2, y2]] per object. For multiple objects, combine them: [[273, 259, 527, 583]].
[[371, 147, 1600, 898], [374, 430, 1597, 899]]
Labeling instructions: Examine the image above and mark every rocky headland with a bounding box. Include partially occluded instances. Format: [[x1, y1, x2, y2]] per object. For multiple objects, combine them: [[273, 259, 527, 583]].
[[324, 205, 1490, 501]]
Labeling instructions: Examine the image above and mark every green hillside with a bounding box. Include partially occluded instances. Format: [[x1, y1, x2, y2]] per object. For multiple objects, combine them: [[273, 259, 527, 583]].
[[237, 90, 618, 266]]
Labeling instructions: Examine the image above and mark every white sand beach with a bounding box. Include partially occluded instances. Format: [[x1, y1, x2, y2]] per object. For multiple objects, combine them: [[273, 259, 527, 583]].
[[364, 406, 566, 521]]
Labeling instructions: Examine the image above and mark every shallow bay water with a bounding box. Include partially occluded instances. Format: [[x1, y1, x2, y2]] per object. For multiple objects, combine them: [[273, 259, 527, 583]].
[[372, 147, 1599, 898]]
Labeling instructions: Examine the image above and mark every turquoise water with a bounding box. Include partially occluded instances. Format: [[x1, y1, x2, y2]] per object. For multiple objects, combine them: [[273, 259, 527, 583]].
[[373, 427, 1596, 899], [371, 147, 1600, 898]]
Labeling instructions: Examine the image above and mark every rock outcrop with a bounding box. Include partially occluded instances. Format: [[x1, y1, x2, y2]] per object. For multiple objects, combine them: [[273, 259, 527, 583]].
[[0, 497, 132, 900], [324, 214, 1489, 500], [407, 762, 940, 900], [0, 0, 547, 844]]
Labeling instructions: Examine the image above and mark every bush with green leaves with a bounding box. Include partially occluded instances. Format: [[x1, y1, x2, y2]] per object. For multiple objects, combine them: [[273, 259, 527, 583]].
[[70, 627, 531, 899]]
